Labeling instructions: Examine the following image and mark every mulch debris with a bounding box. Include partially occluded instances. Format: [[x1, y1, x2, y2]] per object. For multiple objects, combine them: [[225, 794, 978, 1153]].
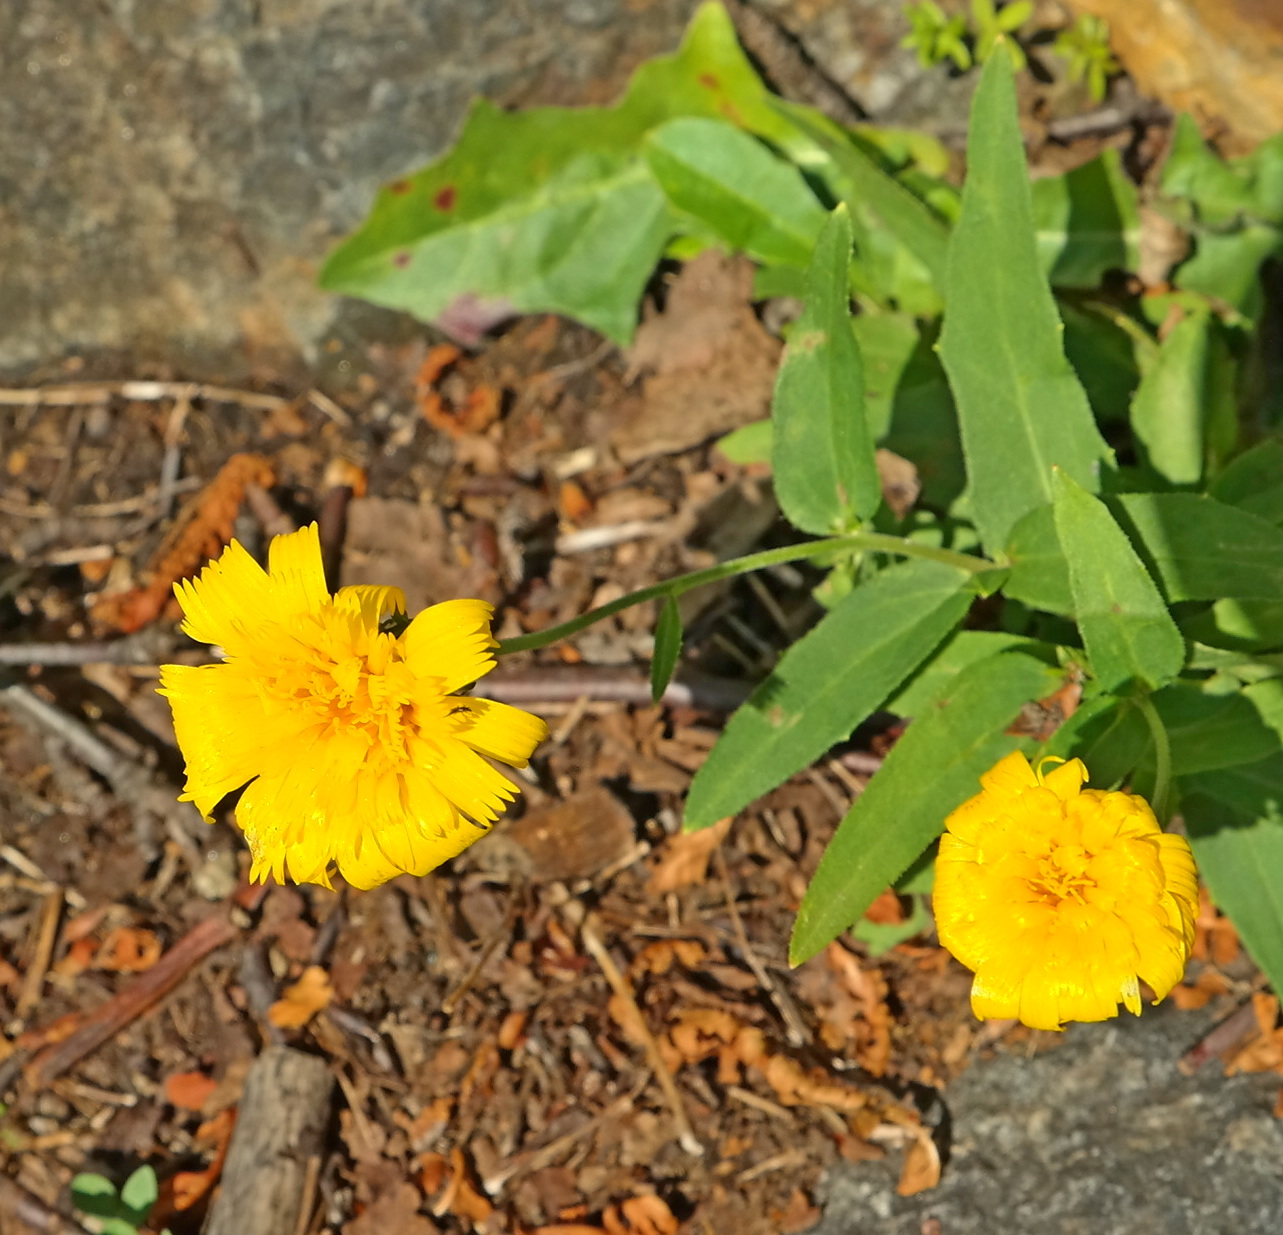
[[0, 290, 1266, 1234]]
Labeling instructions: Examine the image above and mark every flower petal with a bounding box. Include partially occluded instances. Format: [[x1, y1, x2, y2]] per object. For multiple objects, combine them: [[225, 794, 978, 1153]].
[[453, 698, 549, 766], [401, 599, 498, 692]]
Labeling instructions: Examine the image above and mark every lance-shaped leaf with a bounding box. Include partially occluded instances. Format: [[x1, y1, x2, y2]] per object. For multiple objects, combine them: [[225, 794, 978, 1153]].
[[774, 102, 951, 289], [684, 559, 972, 831], [772, 205, 881, 534], [1183, 755, 1283, 998], [645, 118, 826, 268], [650, 597, 684, 703], [938, 51, 1111, 553], [790, 650, 1055, 965], [1052, 470, 1185, 692], [319, 3, 795, 344], [1129, 308, 1211, 486], [1007, 491, 1283, 615]]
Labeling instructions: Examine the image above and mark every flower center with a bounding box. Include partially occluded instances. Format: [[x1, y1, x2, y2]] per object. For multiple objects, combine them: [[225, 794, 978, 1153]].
[[273, 636, 418, 759], [1027, 842, 1095, 905]]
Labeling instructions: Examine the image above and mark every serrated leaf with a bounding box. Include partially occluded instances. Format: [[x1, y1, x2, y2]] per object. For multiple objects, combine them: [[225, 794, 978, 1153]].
[[1183, 755, 1283, 997], [773, 102, 951, 289], [645, 117, 826, 267], [320, 2, 794, 343], [937, 51, 1111, 553], [684, 559, 973, 831], [651, 596, 684, 703], [1007, 492, 1283, 615], [772, 206, 881, 534], [1031, 148, 1140, 287], [1129, 308, 1211, 485], [790, 650, 1053, 964], [1052, 470, 1184, 691]]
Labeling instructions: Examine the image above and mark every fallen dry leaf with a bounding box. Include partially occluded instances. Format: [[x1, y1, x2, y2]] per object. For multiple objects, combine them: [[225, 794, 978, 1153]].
[[605, 1194, 678, 1235], [267, 965, 334, 1029], [91, 452, 275, 634], [612, 251, 781, 463], [170, 1107, 236, 1211], [431, 1148, 493, 1223], [163, 1070, 219, 1112], [896, 1125, 942, 1197], [344, 1181, 439, 1235], [646, 817, 732, 895], [95, 926, 163, 973]]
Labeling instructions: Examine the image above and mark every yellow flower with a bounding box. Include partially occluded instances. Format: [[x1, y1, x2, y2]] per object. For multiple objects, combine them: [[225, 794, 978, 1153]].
[[933, 751, 1197, 1032], [158, 524, 548, 889]]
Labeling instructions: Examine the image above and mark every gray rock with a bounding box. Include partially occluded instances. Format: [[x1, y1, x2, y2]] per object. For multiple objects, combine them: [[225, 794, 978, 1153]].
[[816, 1003, 1283, 1235], [1, 0, 703, 380], [1, 0, 949, 383]]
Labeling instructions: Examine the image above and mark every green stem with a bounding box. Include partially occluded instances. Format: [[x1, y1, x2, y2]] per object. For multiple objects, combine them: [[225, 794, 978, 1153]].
[[1134, 693, 1172, 823], [496, 531, 995, 656]]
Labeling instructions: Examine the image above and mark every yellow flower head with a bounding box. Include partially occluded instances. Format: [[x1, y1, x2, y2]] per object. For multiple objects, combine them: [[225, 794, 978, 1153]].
[[933, 751, 1197, 1032], [158, 524, 548, 890]]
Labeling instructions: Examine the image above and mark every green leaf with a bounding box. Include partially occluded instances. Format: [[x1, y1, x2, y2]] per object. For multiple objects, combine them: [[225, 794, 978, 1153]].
[[716, 419, 772, 465], [71, 1174, 120, 1220], [1051, 470, 1185, 691], [772, 206, 881, 534], [320, 2, 792, 343], [1007, 492, 1283, 615], [645, 118, 826, 267], [684, 559, 973, 831], [851, 896, 931, 955], [773, 102, 951, 290], [789, 650, 1054, 964], [650, 596, 684, 703], [1128, 308, 1211, 485], [1031, 149, 1140, 286], [1156, 679, 1283, 775], [120, 1165, 158, 1223], [1183, 755, 1283, 996], [1047, 695, 1150, 788], [1061, 301, 1143, 426], [938, 51, 1111, 553], [102, 1221, 143, 1235], [1211, 438, 1283, 524], [884, 629, 1044, 717]]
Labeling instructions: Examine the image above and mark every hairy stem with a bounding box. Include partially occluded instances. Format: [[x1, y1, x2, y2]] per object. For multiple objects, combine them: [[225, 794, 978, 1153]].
[[1134, 693, 1173, 823]]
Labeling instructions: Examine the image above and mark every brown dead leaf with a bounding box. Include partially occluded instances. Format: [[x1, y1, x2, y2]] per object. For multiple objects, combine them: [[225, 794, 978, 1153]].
[[431, 1148, 493, 1223], [1192, 886, 1240, 967], [493, 786, 637, 882], [344, 1181, 439, 1235], [771, 1188, 821, 1235], [875, 448, 920, 520], [91, 452, 275, 634], [630, 939, 706, 977], [163, 1070, 219, 1112], [95, 926, 163, 973], [612, 251, 781, 463], [896, 1125, 942, 1196], [267, 965, 334, 1029], [603, 1194, 678, 1235], [1226, 993, 1283, 1076], [51, 935, 96, 978], [169, 1107, 236, 1211], [1170, 970, 1231, 1011], [558, 479, 594, 523], [646, 817, 732, 895]]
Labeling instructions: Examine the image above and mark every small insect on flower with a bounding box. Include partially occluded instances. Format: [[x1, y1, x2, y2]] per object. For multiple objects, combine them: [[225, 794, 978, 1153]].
[[158, 524, 548, 889], [933, 751, 1197, 1031]]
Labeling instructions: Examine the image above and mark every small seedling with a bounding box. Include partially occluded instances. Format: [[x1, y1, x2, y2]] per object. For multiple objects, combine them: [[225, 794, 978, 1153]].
[[971, 0, 1033, 70], [70, 1165, 172, 1235], [901, 0, 972, 71], [1054, 13, 1120, 103]]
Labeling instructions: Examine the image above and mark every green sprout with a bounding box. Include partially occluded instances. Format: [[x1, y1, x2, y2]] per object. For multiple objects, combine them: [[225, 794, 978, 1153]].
[[70, 1166, 172, 1235], [901, 1, 972, 71], [1054, 13, 1120, 103], [971, 0, 1033, 70]]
